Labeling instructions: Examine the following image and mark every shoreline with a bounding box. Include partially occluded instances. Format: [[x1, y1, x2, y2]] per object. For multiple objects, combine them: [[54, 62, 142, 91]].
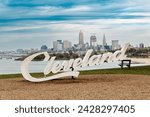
[[1, 65, 150, 79], [0, 57, 150, 75], [129, 58, 150, 64]]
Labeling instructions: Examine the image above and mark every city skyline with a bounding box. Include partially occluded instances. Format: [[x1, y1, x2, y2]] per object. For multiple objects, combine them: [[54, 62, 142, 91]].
[[0, 0, 150, 50], [0, 30, 148, 52]]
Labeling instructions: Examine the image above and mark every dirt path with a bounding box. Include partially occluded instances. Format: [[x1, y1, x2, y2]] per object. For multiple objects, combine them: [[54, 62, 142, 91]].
[[0, 74, 150, 100]]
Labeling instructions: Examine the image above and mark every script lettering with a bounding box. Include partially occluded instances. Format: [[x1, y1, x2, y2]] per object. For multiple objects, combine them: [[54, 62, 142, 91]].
[[21, 43, 130, 82]]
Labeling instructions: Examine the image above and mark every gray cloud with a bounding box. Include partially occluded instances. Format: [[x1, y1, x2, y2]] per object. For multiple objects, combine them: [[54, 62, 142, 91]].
[[0, 0, 150, 50]]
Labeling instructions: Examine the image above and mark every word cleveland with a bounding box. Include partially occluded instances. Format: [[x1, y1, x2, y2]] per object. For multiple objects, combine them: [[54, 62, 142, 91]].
[[21, 43, 129, 82]]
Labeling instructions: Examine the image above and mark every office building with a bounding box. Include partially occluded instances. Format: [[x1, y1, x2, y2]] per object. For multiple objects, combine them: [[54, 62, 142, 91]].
[[139, 43, 144, 48], [112, 40, 120, 50], [79, 30, 84, 48], [90, 35, 97, 47], [103, 34, 107, 46], [41, 45, 48, 51], [53, 40, 63, 51], [63, 40, 72, 50]]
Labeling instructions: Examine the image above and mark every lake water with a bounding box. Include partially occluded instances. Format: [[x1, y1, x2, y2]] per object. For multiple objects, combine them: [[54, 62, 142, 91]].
[[0, 58, 148, 75]]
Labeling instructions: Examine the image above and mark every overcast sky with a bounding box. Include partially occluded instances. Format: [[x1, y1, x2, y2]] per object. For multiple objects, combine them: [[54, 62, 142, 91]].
[[0, 0, 150, 50]]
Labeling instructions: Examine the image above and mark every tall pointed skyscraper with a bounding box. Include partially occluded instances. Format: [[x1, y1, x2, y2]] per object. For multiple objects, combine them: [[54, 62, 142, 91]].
[[79, 30, 84, 48], [103, 34, 107, 46]]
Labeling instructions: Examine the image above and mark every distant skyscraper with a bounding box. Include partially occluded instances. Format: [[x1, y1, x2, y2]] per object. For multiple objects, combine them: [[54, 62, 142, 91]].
[[90, 34, 97, 47], [79, 30, 84, 48], [53, 41, 57, 50], [139, 43, 144, 48], [53, 40, 63, 51], [103, 34, 107, 46], [112, 40, 120, 50], [63, 40, 72, 50], [41, 45, 48, 51]]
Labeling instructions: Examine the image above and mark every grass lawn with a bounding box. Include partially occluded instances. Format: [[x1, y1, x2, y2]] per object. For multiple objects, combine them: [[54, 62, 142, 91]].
[[80, 65, 150, 75], [0, 65, 150, 79]]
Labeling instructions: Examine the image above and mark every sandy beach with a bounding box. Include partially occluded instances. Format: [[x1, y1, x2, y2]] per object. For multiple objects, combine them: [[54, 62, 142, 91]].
[[0, 74, 150, 100], [129, 58, 150, 64]]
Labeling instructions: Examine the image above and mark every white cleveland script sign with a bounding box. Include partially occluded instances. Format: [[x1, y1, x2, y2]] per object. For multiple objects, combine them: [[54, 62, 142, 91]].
[[21, 43, 129, 82]]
